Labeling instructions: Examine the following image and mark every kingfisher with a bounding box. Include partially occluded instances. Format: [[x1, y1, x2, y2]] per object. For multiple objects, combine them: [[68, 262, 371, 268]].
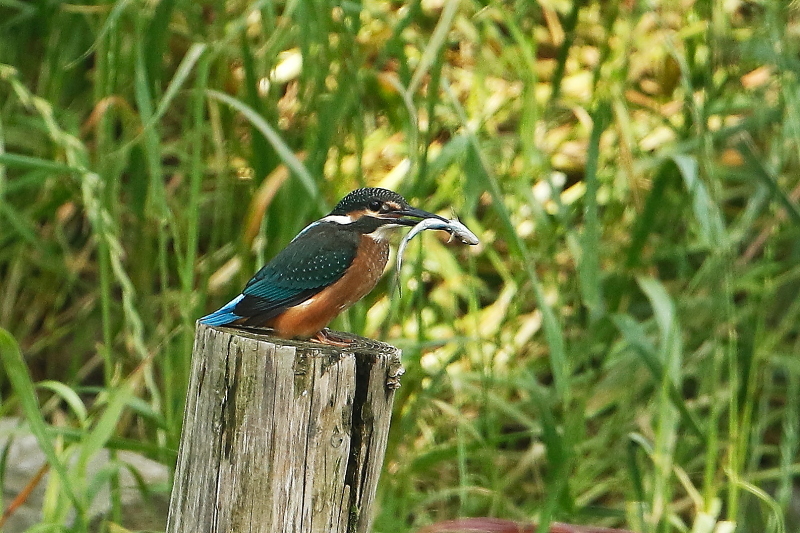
[[200, 187, 451, 345]]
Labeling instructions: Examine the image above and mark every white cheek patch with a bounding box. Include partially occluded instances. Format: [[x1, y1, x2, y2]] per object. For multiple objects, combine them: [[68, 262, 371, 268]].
[[319, 214, 355, 224], [291, 214, 354, 241]]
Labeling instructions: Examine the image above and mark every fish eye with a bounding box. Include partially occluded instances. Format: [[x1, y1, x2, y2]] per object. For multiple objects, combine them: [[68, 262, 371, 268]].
[[368, 199, 383, 211]]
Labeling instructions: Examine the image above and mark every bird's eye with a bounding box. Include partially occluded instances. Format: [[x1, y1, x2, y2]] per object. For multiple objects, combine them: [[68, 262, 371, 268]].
[[368, 200, 383, 211]]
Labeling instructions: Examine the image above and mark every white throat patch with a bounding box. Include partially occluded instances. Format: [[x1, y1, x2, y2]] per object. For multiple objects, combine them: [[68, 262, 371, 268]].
[[368, 223, 402, 242]]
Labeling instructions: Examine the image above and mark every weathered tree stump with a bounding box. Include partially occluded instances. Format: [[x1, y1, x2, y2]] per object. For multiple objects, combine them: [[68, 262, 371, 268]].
[[166, 323, 404, 533]]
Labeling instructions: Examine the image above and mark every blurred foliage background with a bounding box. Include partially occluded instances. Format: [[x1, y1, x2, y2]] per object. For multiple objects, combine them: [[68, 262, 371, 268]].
[[1, 0, 799, 531]]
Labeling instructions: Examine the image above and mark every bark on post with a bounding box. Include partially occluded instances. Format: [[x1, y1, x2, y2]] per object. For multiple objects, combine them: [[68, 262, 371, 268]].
[[166, 323, 404, 533]]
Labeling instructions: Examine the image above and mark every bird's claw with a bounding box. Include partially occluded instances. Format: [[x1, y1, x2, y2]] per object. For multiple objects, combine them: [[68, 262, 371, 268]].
[[310, 328, 354, 347]]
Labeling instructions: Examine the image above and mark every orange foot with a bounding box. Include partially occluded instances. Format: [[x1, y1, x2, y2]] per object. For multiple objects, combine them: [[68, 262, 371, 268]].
[[310, 328, 354, 347]]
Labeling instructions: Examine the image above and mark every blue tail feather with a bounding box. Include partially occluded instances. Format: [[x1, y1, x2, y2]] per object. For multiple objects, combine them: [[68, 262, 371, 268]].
[[199, 294, 244, 326]]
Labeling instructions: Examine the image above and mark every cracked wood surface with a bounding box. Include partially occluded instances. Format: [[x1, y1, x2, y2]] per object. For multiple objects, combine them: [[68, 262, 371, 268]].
[[166, 324, 403, 533]]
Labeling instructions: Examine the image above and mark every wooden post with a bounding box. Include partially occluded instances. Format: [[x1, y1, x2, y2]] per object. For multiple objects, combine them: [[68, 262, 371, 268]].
[[166, 323, 404, 533]]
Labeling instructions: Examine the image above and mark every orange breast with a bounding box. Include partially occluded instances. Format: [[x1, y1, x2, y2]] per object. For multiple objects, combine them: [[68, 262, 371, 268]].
[[265, 235, 389, 339]]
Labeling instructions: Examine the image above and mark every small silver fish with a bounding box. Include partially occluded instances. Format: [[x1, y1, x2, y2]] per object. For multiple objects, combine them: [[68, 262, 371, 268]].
[[395, 217, 479, 293]]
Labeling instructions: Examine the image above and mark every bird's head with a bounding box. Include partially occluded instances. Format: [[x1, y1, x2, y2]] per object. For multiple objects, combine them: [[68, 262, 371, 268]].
[[329, 187, 447, 240]]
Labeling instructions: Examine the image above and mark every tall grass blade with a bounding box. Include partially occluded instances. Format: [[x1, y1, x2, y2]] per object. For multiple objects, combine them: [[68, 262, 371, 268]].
[[670, 154, 726, 247], [408, 0, 459, 96], [462, 141, 569, 401], [0, 152, 81, 173], [144, 0, 177, 85], [207, 89, 326, 212], [450, 84, 569, 403], [239, 30, 272, 183], [626, 163, 672, 268], [0, 328, 87, 526], [612, 313, 704, 442], [638, 277, 681, 531], [36, 381, 89, 425], [579, 101, 610, 321], [76, 381, 135, 475], [144, 43, 208, 140], [548, 0, 585, 106], [64, 0, 136, 70], [736, 138, 800, 225]]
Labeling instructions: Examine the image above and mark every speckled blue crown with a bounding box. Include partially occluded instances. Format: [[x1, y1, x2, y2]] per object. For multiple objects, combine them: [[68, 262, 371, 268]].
[[330, 188, 408, 215]]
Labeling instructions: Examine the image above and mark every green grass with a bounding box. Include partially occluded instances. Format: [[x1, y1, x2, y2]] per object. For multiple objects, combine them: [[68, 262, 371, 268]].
[[1, 1, 799, 532]]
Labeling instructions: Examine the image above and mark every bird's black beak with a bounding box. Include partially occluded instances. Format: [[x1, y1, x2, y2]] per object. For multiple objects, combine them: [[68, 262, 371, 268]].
[[393, 206, 449, 227]]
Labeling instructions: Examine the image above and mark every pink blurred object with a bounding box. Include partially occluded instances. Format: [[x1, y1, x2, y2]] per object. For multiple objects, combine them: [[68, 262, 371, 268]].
[[416, 517, 635, 533]]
